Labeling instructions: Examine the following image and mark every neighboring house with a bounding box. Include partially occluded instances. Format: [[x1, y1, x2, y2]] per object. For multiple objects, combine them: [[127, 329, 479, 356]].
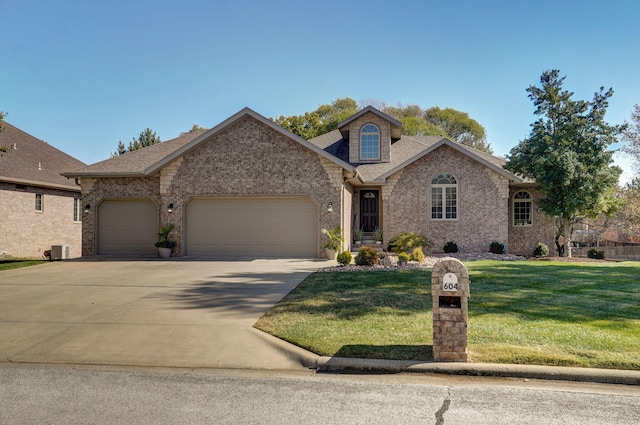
[[63, 107, 555, 258], [0, 122, 85, 258]]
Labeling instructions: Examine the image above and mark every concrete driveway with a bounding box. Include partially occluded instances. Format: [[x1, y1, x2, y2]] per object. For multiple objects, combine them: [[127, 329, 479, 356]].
[[0, 258, 321, 370]]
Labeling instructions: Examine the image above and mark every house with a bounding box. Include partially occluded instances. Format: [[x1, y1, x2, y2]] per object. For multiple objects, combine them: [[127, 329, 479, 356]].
[[63, 106, 555, 258], [0, 122, 85, 258]]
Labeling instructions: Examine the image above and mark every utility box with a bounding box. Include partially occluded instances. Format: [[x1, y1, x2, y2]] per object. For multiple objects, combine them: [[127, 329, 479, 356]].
[[431, 257, 470, 362], [51, 245, 70, 260]]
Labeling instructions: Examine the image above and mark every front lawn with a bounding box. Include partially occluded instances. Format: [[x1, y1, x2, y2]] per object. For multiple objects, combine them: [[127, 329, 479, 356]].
[[0, 258, 47, 271], [254, 260, 640, 370]]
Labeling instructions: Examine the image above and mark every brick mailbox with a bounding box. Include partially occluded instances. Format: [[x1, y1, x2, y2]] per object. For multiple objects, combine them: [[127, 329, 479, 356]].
[[431, 257, 470, 362]]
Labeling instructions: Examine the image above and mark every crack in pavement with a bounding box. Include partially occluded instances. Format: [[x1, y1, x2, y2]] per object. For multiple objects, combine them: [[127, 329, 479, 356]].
[[434, 389, 452, 425]]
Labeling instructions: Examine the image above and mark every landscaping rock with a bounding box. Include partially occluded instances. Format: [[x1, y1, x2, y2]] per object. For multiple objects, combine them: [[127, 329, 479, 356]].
[[321, 252, 527, 272]]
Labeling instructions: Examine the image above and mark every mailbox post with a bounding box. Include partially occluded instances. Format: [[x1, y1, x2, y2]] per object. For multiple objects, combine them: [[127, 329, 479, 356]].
[[431, 257, 470, 362]]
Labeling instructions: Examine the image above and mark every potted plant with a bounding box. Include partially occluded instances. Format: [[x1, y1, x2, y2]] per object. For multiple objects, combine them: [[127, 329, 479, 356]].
[[372, 227, 383, 245], [321, 226, 343, 260], [353, 227, 364, 245], [155, 224, 177, 258]]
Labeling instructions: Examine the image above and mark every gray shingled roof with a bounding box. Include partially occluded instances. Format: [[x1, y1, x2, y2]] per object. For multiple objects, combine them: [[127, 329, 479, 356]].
[[63, 107, 521, 184], [0, 122, 85, 191], [308, 131, 522, 184], [64, 108, 355, 178], [63, 129, 208, 177]]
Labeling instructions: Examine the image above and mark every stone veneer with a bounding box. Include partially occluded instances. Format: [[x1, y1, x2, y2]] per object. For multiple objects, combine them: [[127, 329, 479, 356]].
[[431, 257, 470, 362]]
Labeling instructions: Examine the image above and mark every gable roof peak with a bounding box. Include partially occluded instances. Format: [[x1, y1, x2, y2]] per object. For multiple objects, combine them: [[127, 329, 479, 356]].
[[63, 107, 355, 178], [338, 106, 402, 139]]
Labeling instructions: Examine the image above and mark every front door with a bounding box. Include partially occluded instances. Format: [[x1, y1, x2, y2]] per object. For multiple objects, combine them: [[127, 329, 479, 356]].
[[360, 190, 379, 232]]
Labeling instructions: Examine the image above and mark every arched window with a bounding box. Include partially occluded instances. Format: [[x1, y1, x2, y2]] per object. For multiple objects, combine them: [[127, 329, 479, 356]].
[[431, 173, 457, 220], [360, 124, 380, 160], [513, 191, 532, 226]]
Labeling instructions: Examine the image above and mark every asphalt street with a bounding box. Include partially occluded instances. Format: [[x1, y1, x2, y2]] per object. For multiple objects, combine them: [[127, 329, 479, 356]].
[[1, 365, 639, 425]]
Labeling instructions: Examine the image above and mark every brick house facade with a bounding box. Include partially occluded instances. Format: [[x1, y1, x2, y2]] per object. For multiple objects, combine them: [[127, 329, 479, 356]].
[[0, 123, 84, 258], [65, 107, 555, 258]]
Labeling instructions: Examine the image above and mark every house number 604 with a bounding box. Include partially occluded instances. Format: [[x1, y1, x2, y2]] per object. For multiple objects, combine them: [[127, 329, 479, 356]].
[[443, 273, 459, 291]]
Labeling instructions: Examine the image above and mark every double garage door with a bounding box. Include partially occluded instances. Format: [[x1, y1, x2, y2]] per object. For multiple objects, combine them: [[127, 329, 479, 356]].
[[185, 197, 317, 258], [97, 197, 318, 258]]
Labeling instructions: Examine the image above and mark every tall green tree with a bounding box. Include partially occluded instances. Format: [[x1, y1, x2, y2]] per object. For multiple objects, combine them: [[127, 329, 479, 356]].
[[112, 128, 161, 156], [273, 98, 358, 139], [381, 103, 492, 152], [274, 99, 493, 154], [381, 104, 447, 138], [506, 70, 623, 257], [424, 107, 492, 153]]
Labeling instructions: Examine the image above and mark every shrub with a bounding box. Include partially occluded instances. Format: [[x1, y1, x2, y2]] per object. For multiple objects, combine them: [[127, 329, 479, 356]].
[[355, 246, 379, 266], [388, 232, 432, 254], [398, 252, 409, 264], [155, 224, 177, 249], [489, 241, 505, 254], [534, 243, 549, 257], [443, 241, 458, 253], [409, 247, 425, 263], [336, 251, 352, 265], [321, 227, 344, 251], [588, 248, 605, 259]]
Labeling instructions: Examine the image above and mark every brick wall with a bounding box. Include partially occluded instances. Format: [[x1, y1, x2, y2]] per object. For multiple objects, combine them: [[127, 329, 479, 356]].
[[508, 186, 557, 256], [0, 183, 82, 258], [81, 115, 342, 257], [80, 177, 160, 256], [382, 145, 510, 253]]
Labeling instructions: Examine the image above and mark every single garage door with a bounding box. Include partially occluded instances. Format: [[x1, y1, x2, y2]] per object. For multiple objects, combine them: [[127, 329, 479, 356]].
[[186, 197, 317, 258], [98, 199, 158, 256]]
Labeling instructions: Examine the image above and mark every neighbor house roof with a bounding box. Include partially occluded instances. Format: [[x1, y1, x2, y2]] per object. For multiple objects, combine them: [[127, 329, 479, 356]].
[[64, 108, 356, 178], [0, 122, 85, 191]]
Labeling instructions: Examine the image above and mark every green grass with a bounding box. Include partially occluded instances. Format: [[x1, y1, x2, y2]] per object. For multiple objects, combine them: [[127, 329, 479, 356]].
[[254, 261, 640, 369], [0, 258, 47, 271]]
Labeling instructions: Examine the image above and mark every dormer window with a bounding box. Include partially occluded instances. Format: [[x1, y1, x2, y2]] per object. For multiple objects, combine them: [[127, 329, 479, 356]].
[[360, 124, 380, 160]]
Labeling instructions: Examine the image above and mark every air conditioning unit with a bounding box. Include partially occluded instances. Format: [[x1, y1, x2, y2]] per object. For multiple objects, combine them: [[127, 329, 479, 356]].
[[51, 245, 70, 260]]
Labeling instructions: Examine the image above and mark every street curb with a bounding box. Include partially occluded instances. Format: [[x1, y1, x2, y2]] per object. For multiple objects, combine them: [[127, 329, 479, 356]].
[[253, 328, 640, 385], [314, 357, 640, 386]]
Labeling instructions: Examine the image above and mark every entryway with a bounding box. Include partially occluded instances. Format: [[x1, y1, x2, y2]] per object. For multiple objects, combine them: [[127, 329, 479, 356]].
[[360, 189, 379, 232]]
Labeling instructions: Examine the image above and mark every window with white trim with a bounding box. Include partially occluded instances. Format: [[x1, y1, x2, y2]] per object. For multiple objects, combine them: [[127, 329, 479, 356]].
[[73, 198, 82, 222], [513, 191, 532, 226], [35, 193, 43, 212], [360, 124, 380, 160], [431, 173, 457, 220]]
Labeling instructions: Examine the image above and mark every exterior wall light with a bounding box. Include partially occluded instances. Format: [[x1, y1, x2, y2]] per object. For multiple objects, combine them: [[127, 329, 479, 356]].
[[327, 202, 333, 212], [84, 204, 90, 213], [168, 203, 174, 213]]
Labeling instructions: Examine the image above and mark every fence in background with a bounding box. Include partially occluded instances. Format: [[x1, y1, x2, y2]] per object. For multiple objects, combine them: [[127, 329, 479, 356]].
[[573, 245, 640, 261]]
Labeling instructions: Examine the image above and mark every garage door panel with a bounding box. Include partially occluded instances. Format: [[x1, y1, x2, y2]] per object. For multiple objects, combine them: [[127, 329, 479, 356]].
[[186, 198, 317, 258], [98, 200, 157, 256]]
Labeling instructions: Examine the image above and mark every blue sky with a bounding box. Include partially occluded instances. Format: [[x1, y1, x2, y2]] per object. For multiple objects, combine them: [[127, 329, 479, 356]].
[[2, 0, 639, 181]]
